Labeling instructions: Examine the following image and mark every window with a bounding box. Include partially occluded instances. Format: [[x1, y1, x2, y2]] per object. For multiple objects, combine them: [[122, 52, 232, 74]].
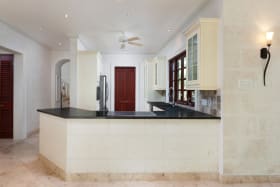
[[169, 51, 195, 107]]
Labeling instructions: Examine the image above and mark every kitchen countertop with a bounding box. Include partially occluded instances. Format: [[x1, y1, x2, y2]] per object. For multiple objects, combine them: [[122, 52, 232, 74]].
[[37, 108, 108, 119], [147, 101, 220, 119], [147, 101, 173, 110], [38, 105, 220, 120]]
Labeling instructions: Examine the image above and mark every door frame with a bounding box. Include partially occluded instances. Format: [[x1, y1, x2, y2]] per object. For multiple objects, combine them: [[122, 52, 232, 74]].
[[114, 67, 136, 111], [110, 64, 139, 111], [0, 47, 26, 140], [54, 59, 70, 108], [0, 54, 14, 139]]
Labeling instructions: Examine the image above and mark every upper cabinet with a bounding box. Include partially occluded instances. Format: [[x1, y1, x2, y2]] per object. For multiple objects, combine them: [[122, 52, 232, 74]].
[[144, 58, 166, 108], [185, 18, 219, 90], [152, 56, 167, 90]]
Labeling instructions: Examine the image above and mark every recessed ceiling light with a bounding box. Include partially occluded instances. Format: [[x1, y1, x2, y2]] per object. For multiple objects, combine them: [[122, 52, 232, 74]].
[[168, 29, 173, 32], [64, 14, 69, 19], [58, 42, 62, 46]]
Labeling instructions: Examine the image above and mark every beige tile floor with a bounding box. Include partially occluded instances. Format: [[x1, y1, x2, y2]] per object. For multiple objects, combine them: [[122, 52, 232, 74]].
[[0, 134, 278, 187]]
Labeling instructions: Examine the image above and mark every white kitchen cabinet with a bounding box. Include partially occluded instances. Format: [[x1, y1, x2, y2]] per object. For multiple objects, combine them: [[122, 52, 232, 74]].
[[185, 18, 219, 90], [144, 59, 166, 110], [152, 56, 167, 90]]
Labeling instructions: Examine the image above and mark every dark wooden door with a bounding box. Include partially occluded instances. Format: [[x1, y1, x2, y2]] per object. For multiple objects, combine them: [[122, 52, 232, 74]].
[[0, 55, 13, 139], [115, 67, 135, 111]]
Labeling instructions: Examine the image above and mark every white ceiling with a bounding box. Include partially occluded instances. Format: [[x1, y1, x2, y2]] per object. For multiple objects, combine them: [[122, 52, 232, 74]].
[[0, 0, 209, 54]]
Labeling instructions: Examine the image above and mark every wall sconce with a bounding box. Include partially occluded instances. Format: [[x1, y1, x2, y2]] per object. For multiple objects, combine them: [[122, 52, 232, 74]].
[[260, 32, 274, 86]]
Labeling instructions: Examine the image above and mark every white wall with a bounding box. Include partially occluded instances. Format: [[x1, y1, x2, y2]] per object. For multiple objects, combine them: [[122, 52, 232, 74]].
[[158, 0, 222, 59], [102, 54, 153, 111], [77, 51, 99, 110], [50, 51, 70, 107], [222, 0, 280, 177], [13, 54, 25, 139], [70, 38, 78, 108], [61, 63, 70, 84], [0, 21, 51, 139]]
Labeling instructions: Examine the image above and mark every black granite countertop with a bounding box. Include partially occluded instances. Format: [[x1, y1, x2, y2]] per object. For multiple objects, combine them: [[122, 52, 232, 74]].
[[148, 101, 220, 119], [38, 106, 220, 120], [37, 108, 108, 119], [147, 101, 173, 110]]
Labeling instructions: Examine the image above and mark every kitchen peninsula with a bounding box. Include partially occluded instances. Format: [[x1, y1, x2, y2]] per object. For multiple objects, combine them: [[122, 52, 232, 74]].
[[38, 107, 220, 181]]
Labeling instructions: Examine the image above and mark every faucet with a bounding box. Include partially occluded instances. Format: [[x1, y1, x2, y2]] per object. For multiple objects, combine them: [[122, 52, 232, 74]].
[[169, 87, 175, 107]]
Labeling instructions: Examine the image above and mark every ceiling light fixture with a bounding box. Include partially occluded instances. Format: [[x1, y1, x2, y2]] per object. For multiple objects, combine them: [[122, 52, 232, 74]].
[[58, 42, 62, 46], [64, 14, 69, 19], [168, 29, 173, 32]]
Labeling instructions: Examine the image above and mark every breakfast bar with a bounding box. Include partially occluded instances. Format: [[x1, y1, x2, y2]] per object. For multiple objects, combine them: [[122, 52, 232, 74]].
[[38, 107, 220, 181]]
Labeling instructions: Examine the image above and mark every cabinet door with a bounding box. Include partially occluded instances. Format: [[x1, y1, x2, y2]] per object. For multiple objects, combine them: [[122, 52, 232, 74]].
[[193, 34, 198, 81], [187, 32, 199, 84], [153, 57, 166, 90], [185, 19, 219, 90], [154, 62, 158, 87], [187, 37, 193, 81]]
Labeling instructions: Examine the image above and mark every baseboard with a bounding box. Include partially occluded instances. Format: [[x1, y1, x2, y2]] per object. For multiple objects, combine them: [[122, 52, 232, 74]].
[[38, 154, 218, 182], [39, 154, 280, 183], [67, 172, 219, 182], [39, 154, 67, 180], [220, 174, 280, 183]]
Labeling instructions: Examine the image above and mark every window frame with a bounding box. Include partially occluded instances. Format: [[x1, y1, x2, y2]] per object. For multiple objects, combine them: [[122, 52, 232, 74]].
[[169, 51, 195, 107]]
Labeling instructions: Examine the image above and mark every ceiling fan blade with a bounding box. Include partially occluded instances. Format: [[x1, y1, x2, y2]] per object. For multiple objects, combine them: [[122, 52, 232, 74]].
[[128, 42, 143, 46], [127, 37, 140, 42]]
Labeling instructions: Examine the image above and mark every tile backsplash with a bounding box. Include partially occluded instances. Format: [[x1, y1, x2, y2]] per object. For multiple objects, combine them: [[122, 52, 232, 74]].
[[196, 90, 221, 117]]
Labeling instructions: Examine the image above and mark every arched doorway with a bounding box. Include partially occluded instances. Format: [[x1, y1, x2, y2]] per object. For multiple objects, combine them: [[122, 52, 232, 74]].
[[55, 59, 70, 108]]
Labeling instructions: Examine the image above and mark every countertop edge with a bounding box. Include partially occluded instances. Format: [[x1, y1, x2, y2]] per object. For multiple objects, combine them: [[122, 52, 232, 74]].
[[38, 109, 221, 120]]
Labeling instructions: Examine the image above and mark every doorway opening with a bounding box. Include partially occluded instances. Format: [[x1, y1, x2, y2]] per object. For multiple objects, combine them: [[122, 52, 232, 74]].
[[0, 54, 13, 139], [114, 67, 136, 111], [55, 59, 70, 108]]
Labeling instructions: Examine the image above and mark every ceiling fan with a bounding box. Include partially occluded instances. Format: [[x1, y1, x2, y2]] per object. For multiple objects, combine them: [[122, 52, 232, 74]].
[[119, 33, 143, 49]]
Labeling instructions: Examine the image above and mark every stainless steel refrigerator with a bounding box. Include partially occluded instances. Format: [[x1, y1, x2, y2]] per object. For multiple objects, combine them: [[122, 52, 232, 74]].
[[96, 75, 108, 111]]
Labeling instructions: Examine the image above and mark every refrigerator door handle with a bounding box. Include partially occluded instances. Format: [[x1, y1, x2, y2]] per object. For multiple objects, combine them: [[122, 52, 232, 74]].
[[96, 86, 100, 100], [105, 82, 109, 101]]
